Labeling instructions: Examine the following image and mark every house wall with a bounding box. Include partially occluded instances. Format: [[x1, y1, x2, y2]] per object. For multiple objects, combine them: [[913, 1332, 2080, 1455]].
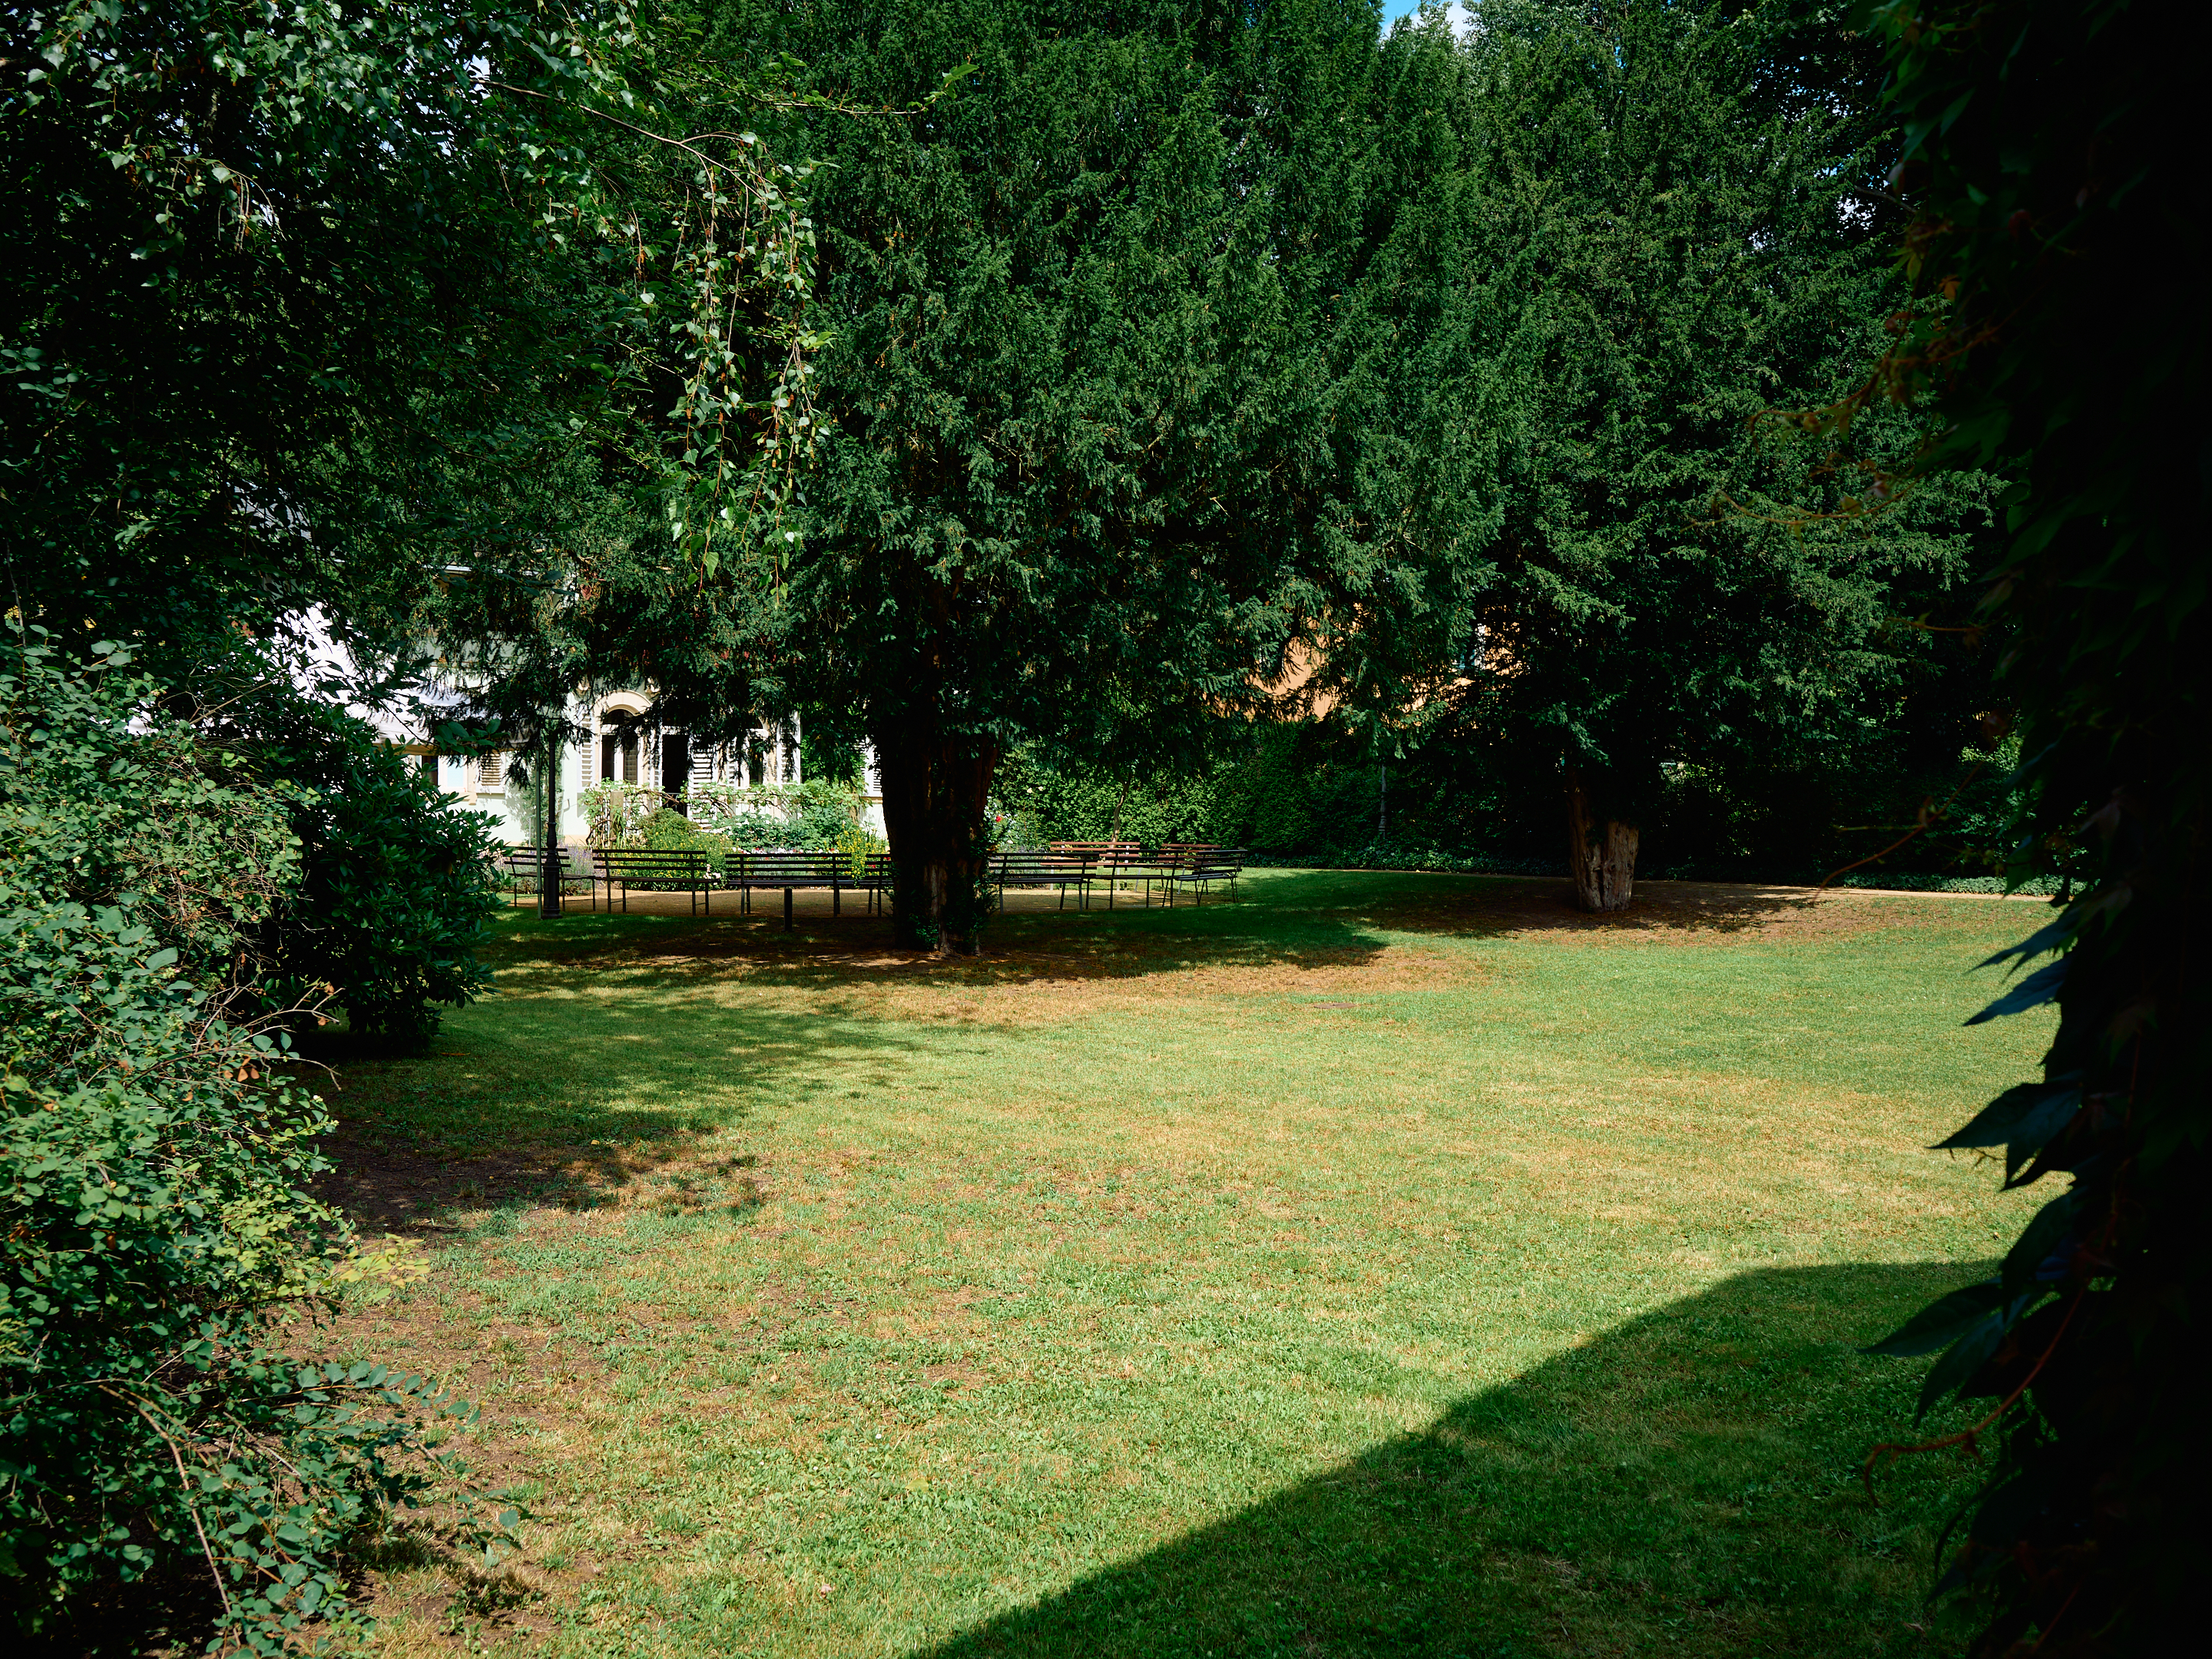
[[435, 690, 853, 844]]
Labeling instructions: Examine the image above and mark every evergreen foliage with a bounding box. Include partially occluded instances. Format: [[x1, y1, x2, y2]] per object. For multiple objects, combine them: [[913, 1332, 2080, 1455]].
[[591, 0, 1385, 949], [1311, 0, 1998, 909]]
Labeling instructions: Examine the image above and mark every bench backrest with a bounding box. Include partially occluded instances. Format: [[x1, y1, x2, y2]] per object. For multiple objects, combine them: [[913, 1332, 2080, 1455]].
[[1050, 840, 1139, 856], [1160, 842, 1243, 871], [996, 851, 1091, 879], [597, 848, 710, 878], [1092, 846, 1167, 870], [502, 844, 584, 876], [740, 851, 849, 883]]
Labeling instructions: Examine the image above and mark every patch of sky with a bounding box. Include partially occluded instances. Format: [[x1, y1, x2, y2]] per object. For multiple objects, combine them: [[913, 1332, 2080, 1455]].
[[1383, 0, 1476, 35]]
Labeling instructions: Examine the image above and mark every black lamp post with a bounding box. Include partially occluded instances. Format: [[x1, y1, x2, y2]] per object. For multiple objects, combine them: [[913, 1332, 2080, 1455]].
[[538, 727, 563, 919]]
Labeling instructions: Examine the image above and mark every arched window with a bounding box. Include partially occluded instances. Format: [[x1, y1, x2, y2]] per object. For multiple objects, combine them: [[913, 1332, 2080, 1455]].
[[598, 700, 646, 784]]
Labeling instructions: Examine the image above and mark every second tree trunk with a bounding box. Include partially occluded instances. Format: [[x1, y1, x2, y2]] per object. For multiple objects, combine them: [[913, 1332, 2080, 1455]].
[[1565, 765, 1638, 912]]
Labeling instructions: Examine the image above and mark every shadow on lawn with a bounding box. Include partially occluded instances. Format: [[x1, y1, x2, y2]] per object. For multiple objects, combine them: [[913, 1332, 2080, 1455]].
[[52, 1262, 1979, 1659], [468, 869, 1824, 993], [912, 1260, 1980, 1659], [305, 993, 945, 1223]]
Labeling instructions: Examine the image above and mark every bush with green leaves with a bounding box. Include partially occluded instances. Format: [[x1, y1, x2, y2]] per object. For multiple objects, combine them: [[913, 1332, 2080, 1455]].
[[209, 684, 502, 1045], [1, 636, 492, 1651], [639, 807, 737, 878], [687, 780, 866, 851], [579, 780, 667, 849], [1849, 2, 2206, 1645]]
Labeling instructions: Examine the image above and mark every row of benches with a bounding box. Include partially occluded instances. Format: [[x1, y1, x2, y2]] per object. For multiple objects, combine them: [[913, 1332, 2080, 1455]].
[[499, 843, 1247, 926], [500, 847, 860, 919]]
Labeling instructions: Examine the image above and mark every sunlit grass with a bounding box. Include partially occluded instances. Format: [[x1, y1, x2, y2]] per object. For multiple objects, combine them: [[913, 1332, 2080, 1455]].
[[316, 871, 2048, 1657]]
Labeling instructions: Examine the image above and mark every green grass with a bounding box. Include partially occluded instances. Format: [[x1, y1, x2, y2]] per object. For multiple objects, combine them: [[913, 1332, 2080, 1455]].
[[314, 871, 2050, 1657]]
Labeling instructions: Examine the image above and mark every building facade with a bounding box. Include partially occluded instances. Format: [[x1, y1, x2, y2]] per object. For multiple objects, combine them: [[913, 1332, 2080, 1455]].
[[426, 689, 883, 843]]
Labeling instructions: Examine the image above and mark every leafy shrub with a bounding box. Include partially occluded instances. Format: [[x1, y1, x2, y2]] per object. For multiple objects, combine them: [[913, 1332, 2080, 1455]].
[[687, 780, 866, 850], [214, 687, 502, 1043], [836, 821, 889, 880], [639, 806, 735, 876], [578, 780, 664, 849], [1, 635, 484, 1652]]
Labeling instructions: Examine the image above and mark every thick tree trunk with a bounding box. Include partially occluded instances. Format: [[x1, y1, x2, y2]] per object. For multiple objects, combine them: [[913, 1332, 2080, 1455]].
[[875, 717, 997, 954], [1565, 765, 1638, 912]]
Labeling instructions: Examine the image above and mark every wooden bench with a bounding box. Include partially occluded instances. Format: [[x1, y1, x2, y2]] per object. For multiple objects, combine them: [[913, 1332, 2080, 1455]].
[[1051, 840, 1180, 907], [862, 852, 893, 916], [733, 849, 854, 928], [594, 847, 714, 915], [1160, 842, 1228, 867], [500, 845, 597, 907], [1099, 844, 1188, 908], [995, 850, 1095, 909], [1160, 846, 1247, 906]]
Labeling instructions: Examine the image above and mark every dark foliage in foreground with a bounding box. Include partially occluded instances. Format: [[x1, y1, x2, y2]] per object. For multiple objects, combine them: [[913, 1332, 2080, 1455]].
[[1856, 2, 2207, 1651]]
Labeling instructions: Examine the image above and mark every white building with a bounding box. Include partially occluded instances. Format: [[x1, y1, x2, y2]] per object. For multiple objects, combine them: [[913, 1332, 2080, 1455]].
[[419, 689, 885, 844]]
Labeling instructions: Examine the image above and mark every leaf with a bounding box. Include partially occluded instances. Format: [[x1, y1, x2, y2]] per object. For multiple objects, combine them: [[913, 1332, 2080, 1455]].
[[2002, 1091, 2085, 1187], [1976, 885, 2127, 972], [1965, 958, 2066, 1025], [1975, 915, 2073, 969], [1865, 1279, 2006, 1357], [2001, 1193, 2075, 1300], [1935, 1078, 2081, 1150], [1917, 1309, 2012, 1421]]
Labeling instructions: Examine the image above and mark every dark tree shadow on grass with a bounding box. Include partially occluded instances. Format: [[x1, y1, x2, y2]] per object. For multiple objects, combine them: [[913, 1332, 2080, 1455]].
[[302, 996, 945, 1230], [454, 871, 1829, 1000], [298, 870, 1864, 1230], [903, 1261, 1984, 1659]]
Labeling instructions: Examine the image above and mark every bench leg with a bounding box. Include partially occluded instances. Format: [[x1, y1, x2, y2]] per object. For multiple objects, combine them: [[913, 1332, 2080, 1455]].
[[783, 887, 793, 932], [833, 884, 841, 917]]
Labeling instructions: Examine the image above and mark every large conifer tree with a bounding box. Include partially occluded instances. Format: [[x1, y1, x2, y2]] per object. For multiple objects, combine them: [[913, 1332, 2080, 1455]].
[[1317, 0, 1992, 909], [634, 0, 1383, 949]]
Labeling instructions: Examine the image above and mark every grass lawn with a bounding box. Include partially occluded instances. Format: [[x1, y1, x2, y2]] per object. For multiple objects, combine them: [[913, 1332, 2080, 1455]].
[[310, 870, 2051, 1658]]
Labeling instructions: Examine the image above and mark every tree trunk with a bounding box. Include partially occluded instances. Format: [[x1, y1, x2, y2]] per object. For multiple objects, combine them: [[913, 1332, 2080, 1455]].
[[875, 716, 998, 954], [1565, 765, 1637, 912]]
